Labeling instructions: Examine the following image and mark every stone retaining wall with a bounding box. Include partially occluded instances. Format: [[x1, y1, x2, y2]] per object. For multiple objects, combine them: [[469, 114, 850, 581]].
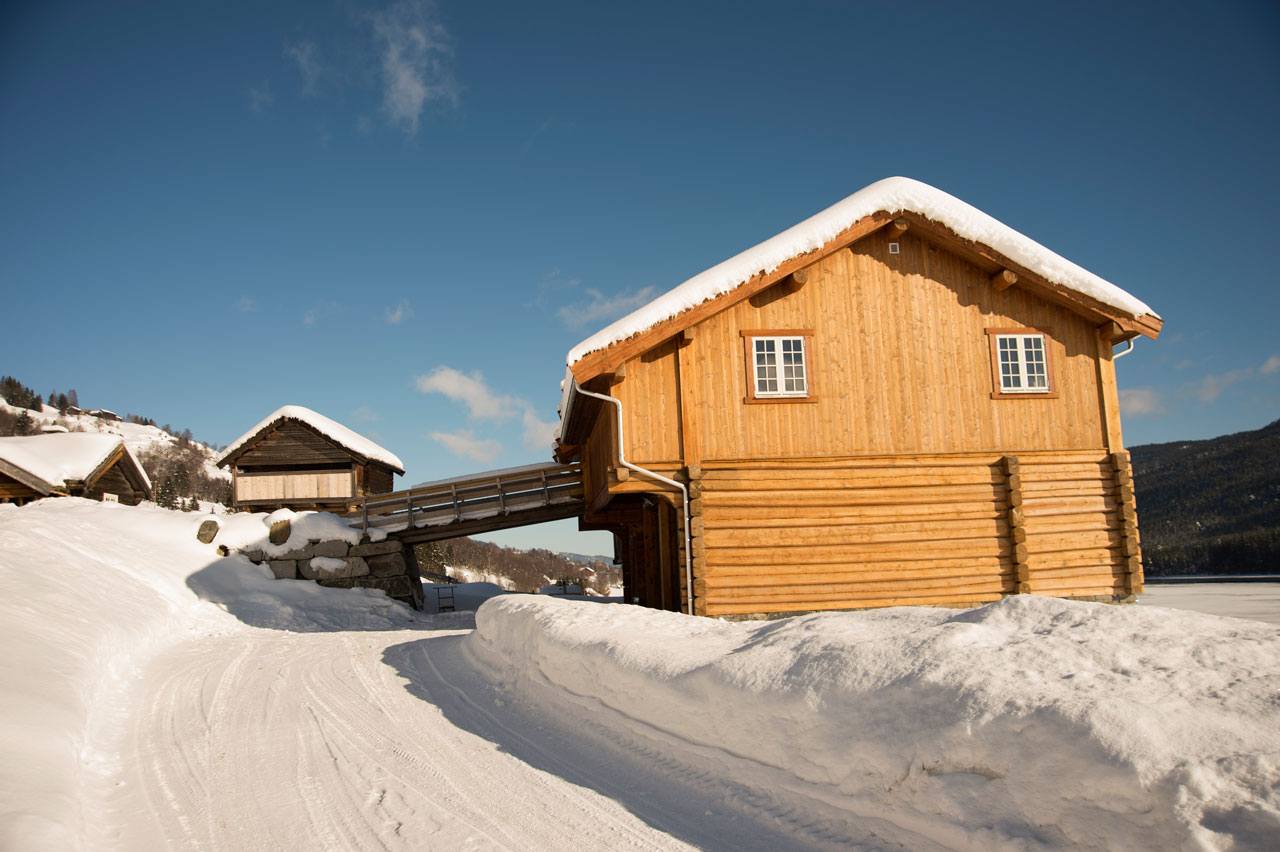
[[201, 519, 424, 610]]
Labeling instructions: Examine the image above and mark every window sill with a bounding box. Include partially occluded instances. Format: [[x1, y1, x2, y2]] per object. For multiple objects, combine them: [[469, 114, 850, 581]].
[[990, 391, 1059, 400], [743, 395, 820, 405]]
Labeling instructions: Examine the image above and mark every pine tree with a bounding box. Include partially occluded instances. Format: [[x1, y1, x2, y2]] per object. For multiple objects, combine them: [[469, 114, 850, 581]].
[[67, 389, 78, 408], [15, 410, 34, 436], [56, 393, 69, 414]]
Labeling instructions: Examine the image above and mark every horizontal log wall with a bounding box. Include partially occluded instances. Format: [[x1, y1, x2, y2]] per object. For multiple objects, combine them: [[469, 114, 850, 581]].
[[1020, 451, 1140, 598], [695, 450, 1129, 617]]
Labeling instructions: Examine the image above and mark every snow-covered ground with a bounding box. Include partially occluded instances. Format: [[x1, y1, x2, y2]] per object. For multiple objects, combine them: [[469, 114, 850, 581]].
[[1, 499, 1277, 851], [1140, 582, 1280, 625]]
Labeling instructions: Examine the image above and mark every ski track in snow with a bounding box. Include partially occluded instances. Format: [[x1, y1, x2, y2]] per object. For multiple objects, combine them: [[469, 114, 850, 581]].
[[95, 622, 892, 851]]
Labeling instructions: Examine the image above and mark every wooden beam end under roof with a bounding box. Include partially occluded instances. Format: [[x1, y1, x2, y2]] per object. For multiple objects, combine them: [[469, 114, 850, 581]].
[[679, 327, 696, 346], [783, 268, 809, 293], [991, 268, 1018, 291], [885, 218, 909, 243], [608, 361, 627, 385]]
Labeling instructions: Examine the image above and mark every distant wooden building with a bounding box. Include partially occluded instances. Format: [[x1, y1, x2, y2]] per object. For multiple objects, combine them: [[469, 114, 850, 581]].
[[0, 433, 152, 505], [217, 406, 404, 512], [556, 177, 1162, 618]]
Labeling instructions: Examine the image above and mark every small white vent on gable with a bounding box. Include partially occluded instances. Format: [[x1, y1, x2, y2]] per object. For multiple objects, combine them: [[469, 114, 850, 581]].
[[888, 242, 900, 254]]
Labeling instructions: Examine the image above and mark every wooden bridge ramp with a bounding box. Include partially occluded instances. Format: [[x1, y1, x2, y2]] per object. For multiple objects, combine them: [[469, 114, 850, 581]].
[[349, 461, 583, 545]]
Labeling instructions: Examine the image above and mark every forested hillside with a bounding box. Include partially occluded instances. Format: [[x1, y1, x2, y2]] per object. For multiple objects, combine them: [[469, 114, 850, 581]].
[[414, 537, 620, 595], [1131, 419, 1279, 575]]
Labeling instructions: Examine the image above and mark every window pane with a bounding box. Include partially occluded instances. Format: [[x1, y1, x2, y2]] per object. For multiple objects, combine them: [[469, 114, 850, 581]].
[[1023, 337, 1047, 388], [998, 337, 1021, 389]]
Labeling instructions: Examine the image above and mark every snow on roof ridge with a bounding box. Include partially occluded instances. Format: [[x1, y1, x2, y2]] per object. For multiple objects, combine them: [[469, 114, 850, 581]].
[[216, 405, 404, 473], [567, 177, 1156, 367], [0, 432, 134, 489]]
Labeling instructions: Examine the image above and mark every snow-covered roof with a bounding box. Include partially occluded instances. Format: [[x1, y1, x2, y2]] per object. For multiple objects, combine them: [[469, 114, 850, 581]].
[[216, 405, 404, 473], [567, 177, 1158, 367], [0, 433, 147, 491]]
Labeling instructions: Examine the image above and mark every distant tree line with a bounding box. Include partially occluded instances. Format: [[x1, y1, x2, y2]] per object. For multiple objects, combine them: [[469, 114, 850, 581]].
[[414, 537, 620, 594], [1132, 418, 1279, 576], [136, 435, 231, 511]]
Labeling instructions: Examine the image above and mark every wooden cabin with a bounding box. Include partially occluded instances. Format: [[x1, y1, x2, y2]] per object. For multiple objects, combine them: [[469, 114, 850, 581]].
[[217, 405, 404, 512], [0, 433, 153, 505], [555, 177, 1163, 618]]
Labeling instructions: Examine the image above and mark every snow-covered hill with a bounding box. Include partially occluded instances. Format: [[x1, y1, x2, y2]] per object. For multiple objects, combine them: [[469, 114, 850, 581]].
[[1, 499, 1277, 851], [0, 399, 227, 483]]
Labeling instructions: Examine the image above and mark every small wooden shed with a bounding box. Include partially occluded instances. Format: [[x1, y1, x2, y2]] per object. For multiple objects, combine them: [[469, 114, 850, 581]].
[[217, 405, 404, 512], [556, 177, 1163, 618], [0, 433, 153, 505]]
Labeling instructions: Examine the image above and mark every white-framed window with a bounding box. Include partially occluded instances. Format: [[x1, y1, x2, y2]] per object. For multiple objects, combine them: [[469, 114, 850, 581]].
[[741, 329, 817, 404], [986, 328, 1056, 398], [753, 336, 808, 397], [997, 333, 1048, 392]]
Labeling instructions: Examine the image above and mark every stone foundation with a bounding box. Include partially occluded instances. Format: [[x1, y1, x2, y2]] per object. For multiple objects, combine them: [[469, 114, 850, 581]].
[[207, 519, 423, 610]]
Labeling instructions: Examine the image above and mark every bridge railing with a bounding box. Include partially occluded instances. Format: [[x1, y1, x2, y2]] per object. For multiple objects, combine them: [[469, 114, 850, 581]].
[[354, 461, 583, 537]]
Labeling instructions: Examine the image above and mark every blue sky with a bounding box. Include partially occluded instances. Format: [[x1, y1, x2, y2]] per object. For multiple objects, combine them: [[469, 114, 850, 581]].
[[3, 1, 1278, 553]]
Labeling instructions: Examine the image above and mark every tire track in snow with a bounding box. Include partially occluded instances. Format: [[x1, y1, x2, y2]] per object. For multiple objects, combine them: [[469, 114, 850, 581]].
[[113, 625, 713, 851]]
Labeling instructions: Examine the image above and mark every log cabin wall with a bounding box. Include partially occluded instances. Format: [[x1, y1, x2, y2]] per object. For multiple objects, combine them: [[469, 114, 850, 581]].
[[235, 422, 355, 467], [693, 451, 1138, 617], [588, 227, 1141, 616], [0, 473, 43, 503], [83, 463, 146, 505]]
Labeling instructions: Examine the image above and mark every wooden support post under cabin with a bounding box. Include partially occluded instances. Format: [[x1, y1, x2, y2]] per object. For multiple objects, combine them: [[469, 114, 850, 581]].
[[1002, 456, 1031, 594], [1110, 451, 1144, 594], [991, 269, 1018, 291], [783, 268, 809, 293], [685, 464, 706, 616]]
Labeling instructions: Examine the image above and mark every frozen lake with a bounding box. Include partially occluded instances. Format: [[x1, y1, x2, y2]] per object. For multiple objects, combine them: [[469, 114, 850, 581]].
[[1139, 582, 1280, 625]]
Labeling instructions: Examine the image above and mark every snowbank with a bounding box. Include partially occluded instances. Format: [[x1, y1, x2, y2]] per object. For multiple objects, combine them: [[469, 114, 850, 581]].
[[0, 499, 417, 851], [467, 595, 1280, 851], [212, 507, 387, 557], [567, 177, 1157, 366]]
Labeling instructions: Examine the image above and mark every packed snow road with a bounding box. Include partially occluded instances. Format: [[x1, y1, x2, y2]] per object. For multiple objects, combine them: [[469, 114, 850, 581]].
[[97, 620, 873, 852]]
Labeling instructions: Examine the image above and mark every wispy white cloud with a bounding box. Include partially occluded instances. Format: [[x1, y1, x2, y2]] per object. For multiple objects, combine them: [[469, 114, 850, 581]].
[[248, 81, 274, 112], [416, 367, 518, 420], [236, 295, 256, 312], [285, 41, 323, 95], [371, 0, 458, 135], [557, 286, 656, 328], [303, 301, 340, 326], [351, 406, 379, 422], [521, 409, 558, 451], [1260, 355, 1280, 376], [1195, 368, 1252, 403], [385, 300, 414, 325], [430, 429, 501, 463], [1119, 388, 1165, 416], [418, 365, 559, 452]]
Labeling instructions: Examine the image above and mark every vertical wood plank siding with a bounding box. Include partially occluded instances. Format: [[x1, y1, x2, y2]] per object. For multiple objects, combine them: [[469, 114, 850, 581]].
[[613, 231, 1106, 466], [234, 471, 354, 502]]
